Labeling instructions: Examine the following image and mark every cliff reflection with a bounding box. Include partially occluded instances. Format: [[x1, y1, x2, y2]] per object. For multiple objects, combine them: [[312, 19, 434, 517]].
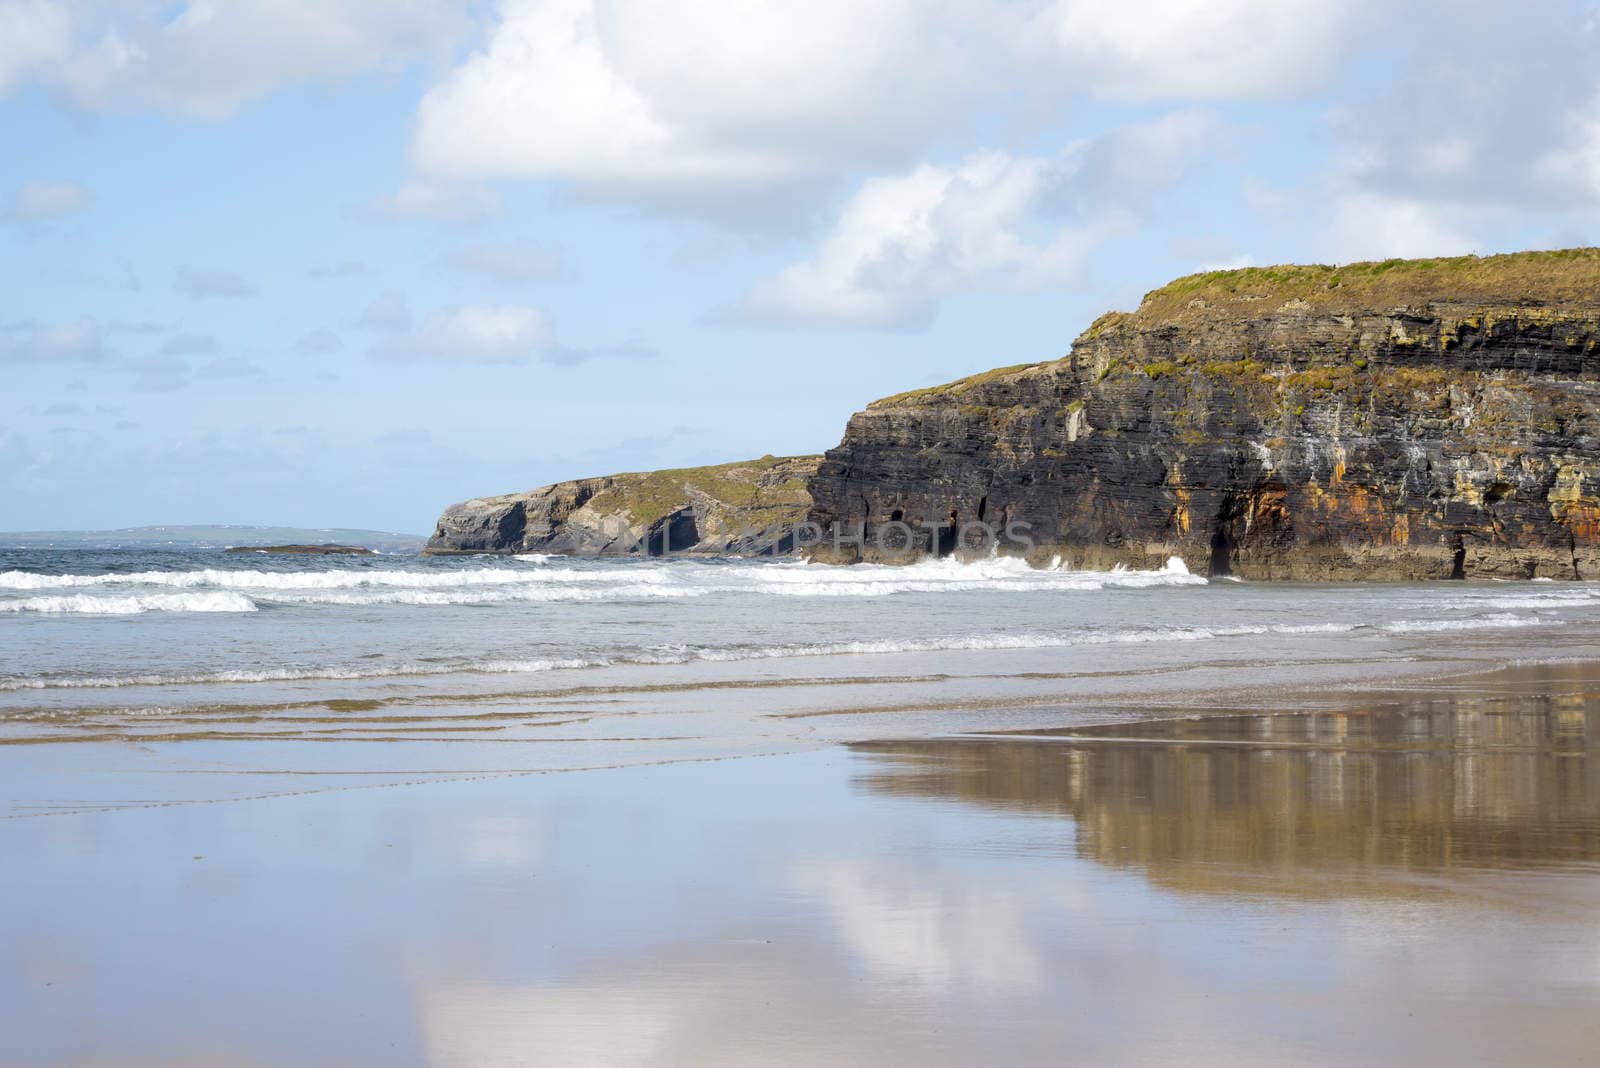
[[852, 689, 1600, 892]]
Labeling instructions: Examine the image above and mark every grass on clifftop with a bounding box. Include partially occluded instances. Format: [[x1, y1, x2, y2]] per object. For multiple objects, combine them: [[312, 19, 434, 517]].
[[583, 455, 817, 527], [869, 363, 1047, 408], [864, 248, 1600, 409], [1131, 247, 1600, 323]]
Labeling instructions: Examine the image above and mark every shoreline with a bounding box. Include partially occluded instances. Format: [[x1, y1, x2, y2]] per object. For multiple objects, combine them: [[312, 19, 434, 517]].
[[4, 640, 1598, 818], [3, 652, 1595, 1065]]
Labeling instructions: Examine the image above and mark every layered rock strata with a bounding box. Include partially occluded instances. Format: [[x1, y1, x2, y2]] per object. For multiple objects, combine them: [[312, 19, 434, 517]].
[[426, 455, 819, 556], [805, 249, 1600, 579]]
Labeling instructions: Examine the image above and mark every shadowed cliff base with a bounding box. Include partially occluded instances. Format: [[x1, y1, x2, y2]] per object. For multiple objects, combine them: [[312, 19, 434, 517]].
[[806, 248, 1600, 580]]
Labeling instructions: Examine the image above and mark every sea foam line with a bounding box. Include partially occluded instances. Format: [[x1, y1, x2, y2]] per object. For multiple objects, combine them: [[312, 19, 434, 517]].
[[0, 591, 257, 615], [0, 620, 1360, 691], [1380, 613, 1560, 633], [0, 555, 1206, 609]]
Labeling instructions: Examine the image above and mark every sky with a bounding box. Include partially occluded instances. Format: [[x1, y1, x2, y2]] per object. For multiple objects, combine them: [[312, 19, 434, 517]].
[[4, 0, 1599, 534]]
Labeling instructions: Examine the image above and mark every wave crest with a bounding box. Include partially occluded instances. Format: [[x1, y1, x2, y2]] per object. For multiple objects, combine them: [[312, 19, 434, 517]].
[[0, 591, 258, 615]]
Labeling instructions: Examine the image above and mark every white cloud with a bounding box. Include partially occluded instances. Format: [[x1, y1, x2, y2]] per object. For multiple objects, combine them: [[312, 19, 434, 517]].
[[542, 341, 655, 367], [367, 180, 503, 223], [124, 354, 189, 391], [295, 328, 343, 355], [1411, 135, 1478, 180], [741, 153, 1095, 329], [0, 0, 70, 95], [1303, 4, 1600, 259], [307, 259, 369, 278], [1043, 0, 1368, 100], [1537, 88, 1600, 204], [174, 267, 257, 298], [356, 291, 412, 331], [442, 242, 566, 283], [0, 317, 109, 363], [4, 180, 90, 220], [412, 0, 1364, 205], [413, 0, 966, 192], [195, 356, 267, 379], [159, 331, 217, 356], [1322, 191, 1481, 263], [376, 304, 554, 364], [45, 0, 469, 118], [741, 112, 1217, 329]]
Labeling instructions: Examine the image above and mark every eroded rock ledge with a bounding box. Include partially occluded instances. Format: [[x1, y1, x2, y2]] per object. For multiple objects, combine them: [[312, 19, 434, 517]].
[[805, 249, 1600, 580], [426, 455, 819, 556]]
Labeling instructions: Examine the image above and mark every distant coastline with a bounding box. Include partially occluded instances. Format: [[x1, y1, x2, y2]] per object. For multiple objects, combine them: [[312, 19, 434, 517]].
[[1, 525, 424, 553]]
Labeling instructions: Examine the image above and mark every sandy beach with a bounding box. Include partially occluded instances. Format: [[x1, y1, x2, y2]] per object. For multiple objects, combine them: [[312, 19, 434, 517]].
[[3, 658, 1596, 1066]]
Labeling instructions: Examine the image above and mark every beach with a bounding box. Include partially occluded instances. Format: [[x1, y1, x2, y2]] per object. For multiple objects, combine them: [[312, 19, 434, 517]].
[[3, 551, 1599, 1064]]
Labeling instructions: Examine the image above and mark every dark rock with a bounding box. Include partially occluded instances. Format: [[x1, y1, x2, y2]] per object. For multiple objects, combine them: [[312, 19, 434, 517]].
[[426, 455, 820, 556], [805, 249, 1600, 580]]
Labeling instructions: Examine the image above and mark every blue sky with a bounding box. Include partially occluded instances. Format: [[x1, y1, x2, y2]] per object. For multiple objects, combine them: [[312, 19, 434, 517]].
[[3, 1, 1598, 533]]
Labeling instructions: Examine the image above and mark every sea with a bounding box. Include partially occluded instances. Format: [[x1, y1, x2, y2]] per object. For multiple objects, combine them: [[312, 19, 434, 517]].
[[6, 547, 1600, 763]]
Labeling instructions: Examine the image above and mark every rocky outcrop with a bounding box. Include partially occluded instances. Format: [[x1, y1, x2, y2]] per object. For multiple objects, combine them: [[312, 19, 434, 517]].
[[426, 455, 819, 556], [806, 249, 1600, 579]]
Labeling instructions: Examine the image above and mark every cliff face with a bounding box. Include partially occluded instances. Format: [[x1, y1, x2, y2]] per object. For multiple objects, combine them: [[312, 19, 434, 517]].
[[426, 455, 819, 556], [806, 249, 1600, 579]]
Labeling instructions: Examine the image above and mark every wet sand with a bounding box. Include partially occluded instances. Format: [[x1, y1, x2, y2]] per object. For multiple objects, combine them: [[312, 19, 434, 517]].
[[3, 662, 1599, 1065]]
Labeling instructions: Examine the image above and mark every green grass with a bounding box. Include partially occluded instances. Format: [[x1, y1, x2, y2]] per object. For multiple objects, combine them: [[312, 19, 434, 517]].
[[858, 249, 1600, 416], [869, 362, 1044, 408], [1132, 248, 1600, 323], [582, 455, 818, 527]]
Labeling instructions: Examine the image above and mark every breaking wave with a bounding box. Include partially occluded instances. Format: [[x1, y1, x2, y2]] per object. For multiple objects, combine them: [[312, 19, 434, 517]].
[[1380, 613, 1561, 633], [0, 591, 258, 615], [0, 554, 1205, 611]]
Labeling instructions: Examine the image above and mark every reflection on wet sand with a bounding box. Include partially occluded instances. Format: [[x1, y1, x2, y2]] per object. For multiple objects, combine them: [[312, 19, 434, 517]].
[[854, 679, 1600, 893]]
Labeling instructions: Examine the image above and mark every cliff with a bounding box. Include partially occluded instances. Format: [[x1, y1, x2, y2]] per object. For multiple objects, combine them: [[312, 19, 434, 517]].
[[806, 249, 1600, 579], [426, 455, 819, 556]]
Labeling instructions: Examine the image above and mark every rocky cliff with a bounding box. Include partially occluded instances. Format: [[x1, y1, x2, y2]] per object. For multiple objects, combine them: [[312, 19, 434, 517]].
[[426, 455, 819, 556], [806, 249, 1600, 579]]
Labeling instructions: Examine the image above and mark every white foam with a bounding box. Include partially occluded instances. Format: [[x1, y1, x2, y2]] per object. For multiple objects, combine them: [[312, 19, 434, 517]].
[[0, 619, 1364, 691], [1441, 591, 1600, 611], [0, 591, 258, 615], [733, 555, 1206, 597], [1380, 613, 1559, 633], [0, 565, 658, 591], [1272, 622, 1365, 634], [264, 584, 709, 607], [0, 555, 1207, 609], [0, 655, 611, 691]]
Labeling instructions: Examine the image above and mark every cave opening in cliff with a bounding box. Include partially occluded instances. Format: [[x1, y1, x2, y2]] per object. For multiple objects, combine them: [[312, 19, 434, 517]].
[[1208, 522, 1234, 577], [1450, 535, 1467, 579], [650, 509, 701, 557], [937, 510, 959, 557], [1207, 495, 1239, 577]]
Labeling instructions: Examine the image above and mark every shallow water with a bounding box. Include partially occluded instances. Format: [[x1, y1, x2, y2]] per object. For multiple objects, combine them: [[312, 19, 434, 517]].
[[2, 679, 1596, 1066], [8, 549, 1600, 821], [4, 549, 1595, 703]]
